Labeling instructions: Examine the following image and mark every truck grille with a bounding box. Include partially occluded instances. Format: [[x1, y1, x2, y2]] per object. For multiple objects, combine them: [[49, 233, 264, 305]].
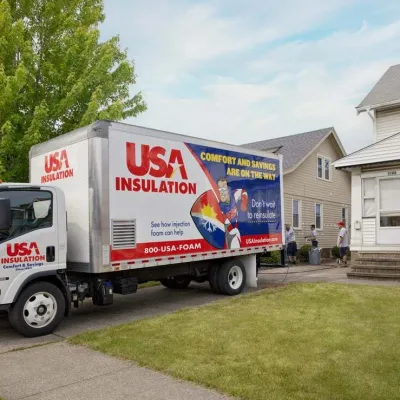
[[111, 220, 136, 249]]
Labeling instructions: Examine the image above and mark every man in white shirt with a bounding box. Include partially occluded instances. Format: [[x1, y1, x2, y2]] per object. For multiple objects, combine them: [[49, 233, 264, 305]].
[[305, 224, 318, 248], [285, 224, 297, 264], [337, 221, 349, 265]]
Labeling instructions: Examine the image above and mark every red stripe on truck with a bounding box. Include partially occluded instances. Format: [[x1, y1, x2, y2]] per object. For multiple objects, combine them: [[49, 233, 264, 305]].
[[110, 234, 282, 262]]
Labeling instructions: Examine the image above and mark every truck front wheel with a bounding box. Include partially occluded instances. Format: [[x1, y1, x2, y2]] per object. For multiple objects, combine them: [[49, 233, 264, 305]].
[[217, 259, 246, 295], [9, 282, 66, 338]]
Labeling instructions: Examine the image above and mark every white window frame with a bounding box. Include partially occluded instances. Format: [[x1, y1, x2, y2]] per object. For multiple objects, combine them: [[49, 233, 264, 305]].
[[292, 199, 302, 230], [315, 203, 323, 230], [317, 154, 332, 182], [378, 177, 400, 228], [362, 178, 376, 218]]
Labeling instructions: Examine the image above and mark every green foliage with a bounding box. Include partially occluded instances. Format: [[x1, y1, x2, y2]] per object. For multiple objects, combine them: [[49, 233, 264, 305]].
[[299, 244, 312, 261], [0, 0, 146, 182], [332, 246, 340, 258], [260, 250, 281, 264]]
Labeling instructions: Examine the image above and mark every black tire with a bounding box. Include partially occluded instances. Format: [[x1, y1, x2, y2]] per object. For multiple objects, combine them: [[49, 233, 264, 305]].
[[160, 276, 192, 289], [208, 264, 222, 294], [217, 259, 246, 296], [8, 281, 66, 338]]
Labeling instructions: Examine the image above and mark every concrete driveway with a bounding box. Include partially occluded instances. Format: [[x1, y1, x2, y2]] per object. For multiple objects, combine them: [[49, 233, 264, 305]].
[[0, 281, 262, 354]]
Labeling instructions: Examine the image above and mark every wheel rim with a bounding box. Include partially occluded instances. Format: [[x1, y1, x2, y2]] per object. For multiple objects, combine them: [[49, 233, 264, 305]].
[[23, 292, 58, 329], [228, 265, 243, 289]]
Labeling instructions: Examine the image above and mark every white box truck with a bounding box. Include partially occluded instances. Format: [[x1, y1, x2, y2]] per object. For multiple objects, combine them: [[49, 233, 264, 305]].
[[0, 120, 284, 337]]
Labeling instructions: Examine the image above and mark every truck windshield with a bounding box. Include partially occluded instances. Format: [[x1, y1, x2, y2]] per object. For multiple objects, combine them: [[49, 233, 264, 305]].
[[0, 190, 53, 243]]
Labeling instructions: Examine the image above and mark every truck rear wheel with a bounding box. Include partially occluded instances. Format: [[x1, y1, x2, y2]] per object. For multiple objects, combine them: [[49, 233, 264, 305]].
[[208, 264, 222, 294], [8, 282, 66, 338], [217, 259, 246, 295], [160, 276, 192, 289]]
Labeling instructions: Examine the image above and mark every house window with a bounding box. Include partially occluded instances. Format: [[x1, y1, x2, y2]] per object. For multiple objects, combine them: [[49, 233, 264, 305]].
[[379, 178, 400, 227], [317, 157, 323, 179], [315, 203, 323, 230], [363, 178, 376, 217], [341, 207, 348, 228], [325, 159, 330, 180], [292, 199, 301, 229], [317, 156, 331, 181]]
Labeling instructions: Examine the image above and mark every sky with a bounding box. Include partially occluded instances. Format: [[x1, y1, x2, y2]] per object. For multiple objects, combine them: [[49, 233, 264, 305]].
[[100, 0, 400, 155]]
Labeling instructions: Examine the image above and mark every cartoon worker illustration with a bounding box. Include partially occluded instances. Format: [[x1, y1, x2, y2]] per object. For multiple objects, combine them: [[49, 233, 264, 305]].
[[190, 178, 249, 250], [217, 177, 248, 249]]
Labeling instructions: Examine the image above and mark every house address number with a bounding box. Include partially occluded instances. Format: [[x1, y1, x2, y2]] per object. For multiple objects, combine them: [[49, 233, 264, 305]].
[[388, 171, 397, 176]]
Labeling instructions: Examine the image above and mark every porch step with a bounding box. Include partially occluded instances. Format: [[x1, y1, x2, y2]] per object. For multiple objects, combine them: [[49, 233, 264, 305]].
[[352, 258, 400, 266], [351, 265, 400, 274], [357, 253, 400, 260], [347, 272, 400, 281]]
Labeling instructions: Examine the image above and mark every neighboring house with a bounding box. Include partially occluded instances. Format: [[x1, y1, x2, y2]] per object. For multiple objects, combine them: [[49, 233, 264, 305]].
[[334, 64, 400, 256], [243, 128, 351, 255]]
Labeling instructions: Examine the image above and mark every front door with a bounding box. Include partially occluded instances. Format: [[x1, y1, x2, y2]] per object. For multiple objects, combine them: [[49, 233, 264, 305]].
[[377, 177, 400, 245], [0, 187, 59, 305]]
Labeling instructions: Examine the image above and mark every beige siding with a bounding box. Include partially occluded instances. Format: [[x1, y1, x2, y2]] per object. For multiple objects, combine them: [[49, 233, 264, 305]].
[[284, 196, 350, 249], [283, 134, 351, 250], [375, 107, 400, 141]]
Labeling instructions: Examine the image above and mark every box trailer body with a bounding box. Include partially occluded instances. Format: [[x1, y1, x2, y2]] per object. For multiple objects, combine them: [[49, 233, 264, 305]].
[[0, 120, 284, 337]]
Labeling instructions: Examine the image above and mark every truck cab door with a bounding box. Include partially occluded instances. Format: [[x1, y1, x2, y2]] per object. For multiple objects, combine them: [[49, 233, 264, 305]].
[[0, 186, 60, 306]]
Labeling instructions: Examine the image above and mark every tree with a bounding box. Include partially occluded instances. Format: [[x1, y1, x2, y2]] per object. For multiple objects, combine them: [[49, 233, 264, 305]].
[[0, 0, 147, 182]]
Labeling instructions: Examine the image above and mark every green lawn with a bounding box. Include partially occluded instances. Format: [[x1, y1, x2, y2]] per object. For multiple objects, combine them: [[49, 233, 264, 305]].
[[138, 281, 160, 289], [70, 283, 400, 400]]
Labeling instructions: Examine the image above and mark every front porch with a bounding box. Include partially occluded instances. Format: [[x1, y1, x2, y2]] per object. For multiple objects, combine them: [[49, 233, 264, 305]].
[[334, 134, 400, 280]]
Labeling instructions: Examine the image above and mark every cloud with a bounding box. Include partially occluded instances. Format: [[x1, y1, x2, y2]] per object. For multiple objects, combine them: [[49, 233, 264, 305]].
[[101, 0, 400, 154], [250, 20, 400, 75]]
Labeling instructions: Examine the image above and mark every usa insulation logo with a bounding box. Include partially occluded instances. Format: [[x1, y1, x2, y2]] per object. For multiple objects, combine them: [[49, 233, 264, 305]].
[[2, 242, 46, 271], [41, 149, 74, 183], [115, 143, 197, 195]]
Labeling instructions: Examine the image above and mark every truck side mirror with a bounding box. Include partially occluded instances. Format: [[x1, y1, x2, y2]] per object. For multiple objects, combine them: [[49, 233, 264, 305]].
[[0, 198, 11, 231]]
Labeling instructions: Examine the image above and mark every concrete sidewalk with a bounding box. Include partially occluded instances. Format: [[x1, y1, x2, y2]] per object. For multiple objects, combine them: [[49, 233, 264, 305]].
[[258, 264, 400, 287], [0, 342, 232, 400]]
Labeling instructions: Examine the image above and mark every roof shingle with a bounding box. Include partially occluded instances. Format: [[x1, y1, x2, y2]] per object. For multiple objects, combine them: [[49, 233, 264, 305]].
[[242, 127, 334, 171], [356, 64, 400, 111]]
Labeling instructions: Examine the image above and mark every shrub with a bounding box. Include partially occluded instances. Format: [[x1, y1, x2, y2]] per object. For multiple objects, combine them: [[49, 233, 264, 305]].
[[332, 246, 340, 258], [299, 245, 312, 261], [260, 250, 281, 264]]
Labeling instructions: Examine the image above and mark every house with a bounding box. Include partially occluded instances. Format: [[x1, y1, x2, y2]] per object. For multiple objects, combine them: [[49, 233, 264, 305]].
[[334, 64, 400, 278], [243, 127, 351, 256]]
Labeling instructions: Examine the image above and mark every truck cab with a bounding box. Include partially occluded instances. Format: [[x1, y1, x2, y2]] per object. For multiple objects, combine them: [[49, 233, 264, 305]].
[[0, 183, 68, 336]]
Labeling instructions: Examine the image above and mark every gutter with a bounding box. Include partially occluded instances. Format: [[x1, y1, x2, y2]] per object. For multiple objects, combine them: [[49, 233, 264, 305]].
[[356, 99, 400, 115]]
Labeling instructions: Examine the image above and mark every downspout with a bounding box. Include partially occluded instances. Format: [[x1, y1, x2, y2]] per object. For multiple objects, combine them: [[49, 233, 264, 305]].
[[366, 107, 378, 142]]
